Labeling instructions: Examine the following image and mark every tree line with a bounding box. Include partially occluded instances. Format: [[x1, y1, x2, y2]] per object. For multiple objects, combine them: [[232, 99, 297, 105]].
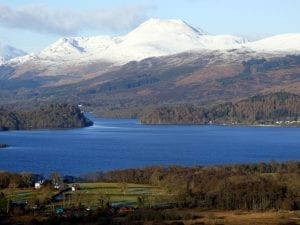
[[0, 161, 299, 212], [140, 92, 300, 125], [94, 161, 300, 211], [0, 103, 93, 130]]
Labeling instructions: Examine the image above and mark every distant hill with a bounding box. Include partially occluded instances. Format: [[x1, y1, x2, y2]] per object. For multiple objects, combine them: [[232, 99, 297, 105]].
[[140, 92, 300, 125], [0, 42, 26, 64], [0, 104, 93, 130]]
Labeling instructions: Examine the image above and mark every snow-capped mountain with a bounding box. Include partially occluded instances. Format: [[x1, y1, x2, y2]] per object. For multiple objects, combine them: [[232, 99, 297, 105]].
[[8, 19, 248, 66], [3, 18, 300, 85], [108, 19, 247, 62], [0, 43, 26, 64], [6, 19, 300, 68], [8, 18, 300, 68], [1, 18, 300, 111]]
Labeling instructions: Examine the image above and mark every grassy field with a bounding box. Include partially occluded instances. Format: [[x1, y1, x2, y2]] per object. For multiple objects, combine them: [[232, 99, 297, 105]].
[[2, 189, 38, 201], [58, 182, 169, 209], [2, 182, 170, 209], [4, 183, 300, 225], [2, 184, 300, 225]]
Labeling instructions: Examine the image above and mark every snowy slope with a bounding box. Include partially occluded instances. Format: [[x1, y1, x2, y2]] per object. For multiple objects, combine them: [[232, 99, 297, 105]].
[[38, 36, 121, 60], [0, 43, 26, 64], [9, 19, 247, 65], [7, 19, 300, 68], [104, 19, 246, 62], [245, 33, 300, 53]]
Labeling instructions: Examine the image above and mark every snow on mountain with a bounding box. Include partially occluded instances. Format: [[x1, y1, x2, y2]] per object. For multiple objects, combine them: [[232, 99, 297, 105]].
[[104, 19, 246, 62], [0, 43, 26, 64], [8, 19, 247, 66], [38, 36, 121, 60], [6, 19, 300, 68], [245, 33, 300, 53]]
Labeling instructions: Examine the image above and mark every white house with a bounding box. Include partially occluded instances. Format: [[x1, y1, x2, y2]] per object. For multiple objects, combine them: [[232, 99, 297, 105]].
[[35, 181, 43, 189], [71, 184, 80, 192]]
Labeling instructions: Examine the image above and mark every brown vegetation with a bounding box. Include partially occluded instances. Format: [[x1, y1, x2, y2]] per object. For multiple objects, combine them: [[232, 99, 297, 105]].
[[140, 92, 300, 125], [0, 103, 93, 130], [2, 54, 300, 118], [103, 161, 300, 211]]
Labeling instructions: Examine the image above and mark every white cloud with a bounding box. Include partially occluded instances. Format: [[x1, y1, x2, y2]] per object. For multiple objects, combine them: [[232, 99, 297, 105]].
[[0, 4, 154, 35]]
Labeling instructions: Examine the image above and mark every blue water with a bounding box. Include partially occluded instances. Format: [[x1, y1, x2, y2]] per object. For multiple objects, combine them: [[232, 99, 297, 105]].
[[0, 116, 299, 175]]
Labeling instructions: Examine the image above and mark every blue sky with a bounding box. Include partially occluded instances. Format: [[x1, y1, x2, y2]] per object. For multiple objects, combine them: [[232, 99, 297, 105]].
[[0, 0, 299, 52]]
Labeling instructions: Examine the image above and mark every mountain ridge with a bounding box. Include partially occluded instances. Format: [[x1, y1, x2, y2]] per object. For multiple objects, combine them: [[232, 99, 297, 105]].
[[0, 42, 26, 64], [5, 18, 300, 68]]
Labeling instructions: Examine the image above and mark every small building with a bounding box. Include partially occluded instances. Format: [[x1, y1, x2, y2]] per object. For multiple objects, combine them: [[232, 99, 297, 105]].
[[71, 184, 80, 191], [35, 180, 44, 189], [33, 174, 45, 189]]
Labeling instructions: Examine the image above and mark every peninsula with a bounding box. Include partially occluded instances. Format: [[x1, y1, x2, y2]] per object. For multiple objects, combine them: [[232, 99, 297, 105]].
[[0, 103, 93, 130]]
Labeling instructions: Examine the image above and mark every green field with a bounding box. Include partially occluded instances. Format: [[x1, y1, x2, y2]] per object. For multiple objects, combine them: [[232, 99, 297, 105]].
[[2, 182, 171, 209], [64, 182, 168, 208]]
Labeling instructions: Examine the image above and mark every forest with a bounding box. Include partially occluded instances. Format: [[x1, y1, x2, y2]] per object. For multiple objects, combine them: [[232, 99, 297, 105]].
[[0, 161, 299, 225], [0, 103, 93, 130], [140, 92, 300, 125], [101, 161, 300, 211]]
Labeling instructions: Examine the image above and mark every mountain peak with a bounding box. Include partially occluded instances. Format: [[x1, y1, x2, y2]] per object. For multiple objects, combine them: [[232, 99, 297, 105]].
[[142, 18, 189, 26], [0, 42, 26, 63], [130, 18, 205, 36]]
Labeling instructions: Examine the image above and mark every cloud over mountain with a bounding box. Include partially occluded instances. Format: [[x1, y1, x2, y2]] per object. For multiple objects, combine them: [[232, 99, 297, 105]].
[[0, 4, 153, 35]]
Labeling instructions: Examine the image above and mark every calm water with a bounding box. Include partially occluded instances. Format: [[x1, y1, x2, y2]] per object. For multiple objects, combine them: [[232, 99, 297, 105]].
[[0, 116, 299, 175]]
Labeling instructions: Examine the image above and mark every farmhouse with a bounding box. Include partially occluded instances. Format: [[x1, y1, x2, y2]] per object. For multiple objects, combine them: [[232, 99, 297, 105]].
[[34, 181, 43, 189]]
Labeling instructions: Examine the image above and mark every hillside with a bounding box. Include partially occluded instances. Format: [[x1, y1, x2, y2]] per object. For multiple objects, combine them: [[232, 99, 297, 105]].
[[0, 19, 300, 117], [0, 104, 93, 130], [1, 53, 300, 118], [1, 19, 300, 86], [140, 92, 300, 125]]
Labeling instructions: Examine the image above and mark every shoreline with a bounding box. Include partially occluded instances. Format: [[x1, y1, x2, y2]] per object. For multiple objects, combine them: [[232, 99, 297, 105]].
[[140, 120, 300, 128]]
